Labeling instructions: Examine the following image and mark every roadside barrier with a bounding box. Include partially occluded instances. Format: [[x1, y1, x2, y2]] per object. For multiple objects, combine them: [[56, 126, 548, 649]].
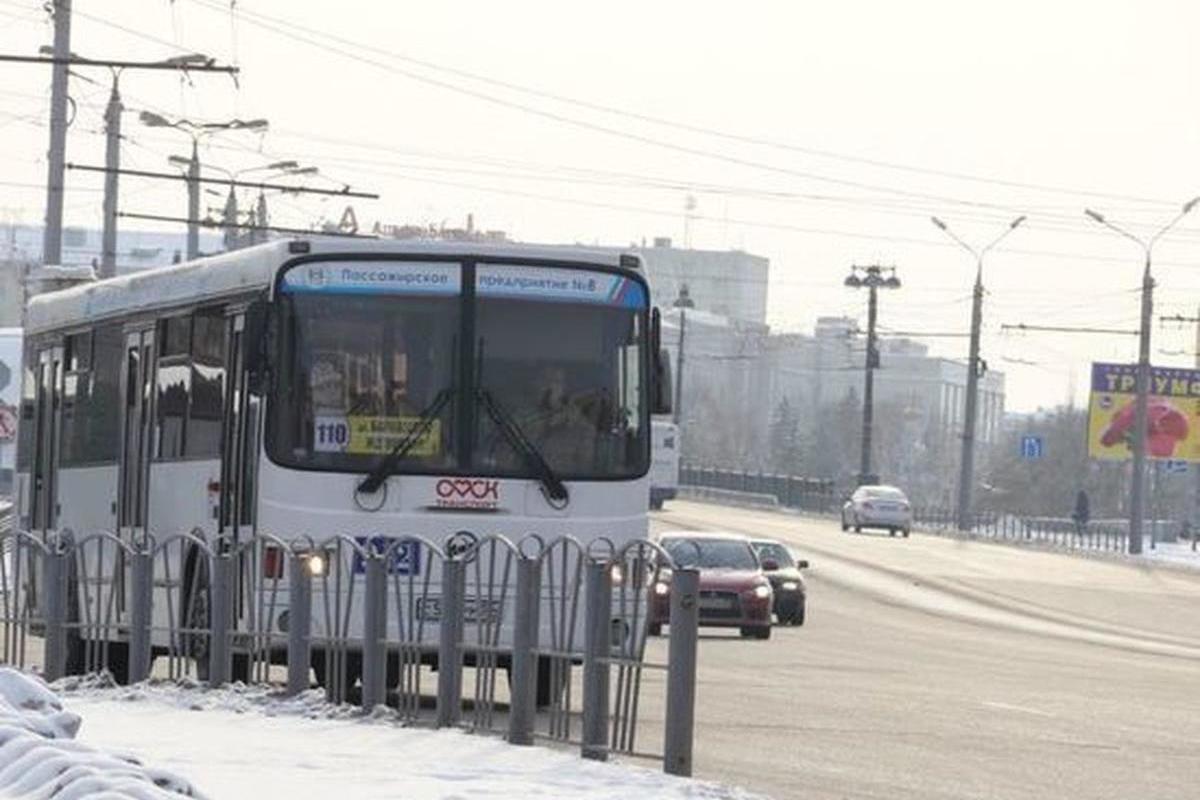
[[0, 526, 701, 777]]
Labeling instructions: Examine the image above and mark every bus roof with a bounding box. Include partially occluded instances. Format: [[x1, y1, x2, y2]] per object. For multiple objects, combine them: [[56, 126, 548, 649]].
[[24, 239, 643, 335]]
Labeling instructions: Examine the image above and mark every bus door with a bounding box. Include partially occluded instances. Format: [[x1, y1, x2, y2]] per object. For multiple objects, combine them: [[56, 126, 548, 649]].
[[117, 329, 155, 538], [219, 312, 255, 539], [29, 346, 63, 532]]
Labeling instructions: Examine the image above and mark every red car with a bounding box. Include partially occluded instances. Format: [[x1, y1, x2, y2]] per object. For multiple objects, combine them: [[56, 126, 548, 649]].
[[648, 532, 774, 640]]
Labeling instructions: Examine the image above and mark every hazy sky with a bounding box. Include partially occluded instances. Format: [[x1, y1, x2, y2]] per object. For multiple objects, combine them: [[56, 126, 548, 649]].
[[3, 0, 1200, 412]]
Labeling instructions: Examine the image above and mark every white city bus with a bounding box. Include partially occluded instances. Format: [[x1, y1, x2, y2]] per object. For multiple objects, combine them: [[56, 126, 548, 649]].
[[15, 239, 670, 683]]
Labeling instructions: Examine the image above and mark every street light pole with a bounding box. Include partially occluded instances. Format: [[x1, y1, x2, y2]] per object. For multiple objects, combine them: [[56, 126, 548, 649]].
[[931, 215, 1025, 531], [41, 0, 73, 266], [99, 74, 122, 278], [140, 112, 268, 260], [1085, 198, 1200, 554], [673, 284, 695, 426], [186, 141, 200, 260], [845, 265, 901, 485]]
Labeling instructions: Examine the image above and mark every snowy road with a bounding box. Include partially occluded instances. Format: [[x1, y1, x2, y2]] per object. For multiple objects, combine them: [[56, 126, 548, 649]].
[[654, 500, 1200, 800]]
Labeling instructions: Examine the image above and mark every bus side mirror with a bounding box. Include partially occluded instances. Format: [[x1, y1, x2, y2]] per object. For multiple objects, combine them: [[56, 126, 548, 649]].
[[245, 298, 273, 393], [651, 308, 673, 416]]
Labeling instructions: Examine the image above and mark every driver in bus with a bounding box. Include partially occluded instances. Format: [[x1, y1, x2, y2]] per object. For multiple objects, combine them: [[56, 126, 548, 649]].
[[528, 365, 598, 468]]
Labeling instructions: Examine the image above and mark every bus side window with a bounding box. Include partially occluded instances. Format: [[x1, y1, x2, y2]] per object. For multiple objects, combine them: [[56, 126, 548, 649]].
[[188, 309, 227, 458], [60, 325, 122, 467], [156, 316, 191, 460]]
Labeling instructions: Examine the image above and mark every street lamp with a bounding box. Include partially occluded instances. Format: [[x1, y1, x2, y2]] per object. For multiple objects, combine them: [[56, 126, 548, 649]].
[[1084, 197, 1200, 554], [672, 284, 696, 427], [931, 214, 1025, 532], [844, 265, 901, 486], [140, 112, 269, 259]]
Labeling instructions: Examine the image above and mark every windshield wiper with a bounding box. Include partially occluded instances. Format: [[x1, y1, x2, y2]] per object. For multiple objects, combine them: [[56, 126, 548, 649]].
[[476, 387, 569, 507], [356, 388, 454, 494]]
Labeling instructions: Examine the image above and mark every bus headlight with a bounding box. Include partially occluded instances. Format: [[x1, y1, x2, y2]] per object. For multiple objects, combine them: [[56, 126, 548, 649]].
[[654, 581, 670, 596], [610, 564, 624, 586], [307, 553, 326, 577], [752, 584, 771, 599]]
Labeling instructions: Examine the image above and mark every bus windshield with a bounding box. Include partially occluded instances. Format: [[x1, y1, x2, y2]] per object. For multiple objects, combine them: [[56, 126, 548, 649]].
[[269, 261, 462, 473], [267, 259, 649, 480]]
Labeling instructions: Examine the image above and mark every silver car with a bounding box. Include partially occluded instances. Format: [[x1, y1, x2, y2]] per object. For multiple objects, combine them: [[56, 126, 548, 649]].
[[841, 485, 912, 537]]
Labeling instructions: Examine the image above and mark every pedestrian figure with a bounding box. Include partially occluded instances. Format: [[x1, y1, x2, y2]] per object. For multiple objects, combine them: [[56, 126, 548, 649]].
[[1071, 489, 1090, 535]]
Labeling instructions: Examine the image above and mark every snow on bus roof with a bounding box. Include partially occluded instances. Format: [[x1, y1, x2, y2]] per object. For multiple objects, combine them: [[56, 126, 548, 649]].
[[24, 239, 641, 334]]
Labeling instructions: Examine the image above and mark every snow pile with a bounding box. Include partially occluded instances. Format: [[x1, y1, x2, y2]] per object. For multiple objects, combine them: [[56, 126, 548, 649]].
[[0, 668, 205, 799], [57, 679, 765, 800]]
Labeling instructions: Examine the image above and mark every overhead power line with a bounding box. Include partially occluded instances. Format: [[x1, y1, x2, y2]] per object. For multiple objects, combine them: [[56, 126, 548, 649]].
[[0, 53, 239, 74], [117, 211, 375, 239], [176, 0, 1060, 215], [66, 163, 380, 198], [183, 0, 1175, 209], [1000, 323, 1139, 336]]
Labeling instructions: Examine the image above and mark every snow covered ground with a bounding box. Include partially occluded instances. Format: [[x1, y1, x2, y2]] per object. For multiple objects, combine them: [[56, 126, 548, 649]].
[[50, 676, 764, 800], [0, 668, 204, 798]]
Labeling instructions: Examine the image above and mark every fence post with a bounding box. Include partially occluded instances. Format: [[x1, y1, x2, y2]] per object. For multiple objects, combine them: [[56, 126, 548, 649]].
[[664, 566, 699, 777], [360, 555, 388, 710], [286, 552, 313, 696], [41, 536, 69, 682], [581, 559, 612, 761], [436, 558, 465, 728], [128, 543, 154, 683], [508, 556, 541, 746], [208, 548, 233, 686]]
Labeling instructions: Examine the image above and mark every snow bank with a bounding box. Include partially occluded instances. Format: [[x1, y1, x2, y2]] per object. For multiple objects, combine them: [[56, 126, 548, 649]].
[[56, 679, 765, 800], [0, 668, 205, 799]]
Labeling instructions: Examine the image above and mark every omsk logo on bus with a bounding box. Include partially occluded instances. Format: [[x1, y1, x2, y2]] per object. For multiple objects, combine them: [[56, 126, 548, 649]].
[[432, 478, 501, 510], [351, 536, 421, 576]]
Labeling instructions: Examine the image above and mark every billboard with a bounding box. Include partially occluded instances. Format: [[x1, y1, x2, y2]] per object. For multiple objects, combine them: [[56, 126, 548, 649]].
[[1087, 362, 1200, 462]]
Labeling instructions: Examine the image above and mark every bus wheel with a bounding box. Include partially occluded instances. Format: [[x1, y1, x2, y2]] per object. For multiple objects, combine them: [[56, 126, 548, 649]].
[[183, 558, 248, 684]]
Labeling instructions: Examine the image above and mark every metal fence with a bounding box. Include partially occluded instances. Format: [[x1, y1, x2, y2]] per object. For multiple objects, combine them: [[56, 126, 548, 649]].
[[0, 526, 701, 777], [679, 465, 836, 513], [679, 464, 1138, 555]]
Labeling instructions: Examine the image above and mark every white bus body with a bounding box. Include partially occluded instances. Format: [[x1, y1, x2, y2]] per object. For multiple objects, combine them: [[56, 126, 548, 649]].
[[16, 239, 668, 669], [649, 418, 679, 510]]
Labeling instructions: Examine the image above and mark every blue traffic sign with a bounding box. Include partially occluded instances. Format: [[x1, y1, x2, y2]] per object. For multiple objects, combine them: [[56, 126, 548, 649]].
[[1163, 459, 1190, 475], [1020, 435, 1044, 461]]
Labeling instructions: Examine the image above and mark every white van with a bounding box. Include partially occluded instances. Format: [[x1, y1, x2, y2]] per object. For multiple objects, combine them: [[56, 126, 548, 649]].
[[0, 328, 21, 499], [650, 418, 680, 510]]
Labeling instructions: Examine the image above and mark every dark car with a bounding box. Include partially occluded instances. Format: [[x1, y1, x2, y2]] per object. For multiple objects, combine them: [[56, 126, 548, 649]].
[[750, 539, 808, 625], [649, 532, 774, 640]]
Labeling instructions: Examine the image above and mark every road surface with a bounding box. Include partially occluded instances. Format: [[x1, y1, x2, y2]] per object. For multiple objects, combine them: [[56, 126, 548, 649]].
[[654, 500, 1200, 800]]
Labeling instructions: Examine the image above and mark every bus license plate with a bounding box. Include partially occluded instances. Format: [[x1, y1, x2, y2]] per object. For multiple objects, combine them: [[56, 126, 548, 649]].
[[351, 536, 421, 576]]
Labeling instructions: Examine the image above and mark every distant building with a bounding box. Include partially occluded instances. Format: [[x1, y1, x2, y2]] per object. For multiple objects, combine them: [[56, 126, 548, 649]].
[[634, 238, 769, 325], [0, 223, 220, 276], [764, 318, 1005, 501], [565, 237, 769, 325]]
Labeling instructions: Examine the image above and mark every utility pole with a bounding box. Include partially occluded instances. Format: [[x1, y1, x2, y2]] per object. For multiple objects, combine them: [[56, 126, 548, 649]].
[[1086, 199, 1199, 554], [221, 185, 239, 251], [186, 142, 201, 259], [673, 284, 695, 426], [14, 46, 237, 271], [41, 0, 73, 266], [99, 75, 122, 278], [255, 192, 269, 245], [844, 265, 901, 485], [931, 215, 1025, 531]]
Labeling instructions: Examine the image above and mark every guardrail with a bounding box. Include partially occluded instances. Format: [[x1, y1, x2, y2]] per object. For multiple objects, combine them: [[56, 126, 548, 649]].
[[679, 465, 836, 513], [678, 465, 1144, 555], [0, 526, 701, 777]]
